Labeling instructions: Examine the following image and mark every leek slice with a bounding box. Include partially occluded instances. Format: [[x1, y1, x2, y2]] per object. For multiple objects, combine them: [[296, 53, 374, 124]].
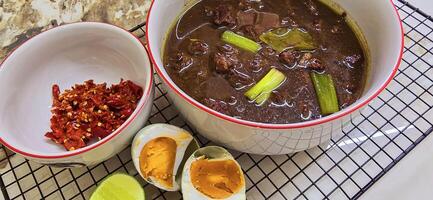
[[221, 31, 261, 53], [310, 72, 340, 115], [245, 68, 286, 104]]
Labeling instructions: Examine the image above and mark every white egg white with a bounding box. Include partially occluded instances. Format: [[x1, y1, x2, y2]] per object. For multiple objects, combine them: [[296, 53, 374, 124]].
[[131, 123, 196, 191], [182, 146, 246, 200]]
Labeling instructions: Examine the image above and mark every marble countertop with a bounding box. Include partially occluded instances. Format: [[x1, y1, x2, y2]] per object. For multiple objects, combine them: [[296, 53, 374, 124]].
[[0, 0, 151, 61]]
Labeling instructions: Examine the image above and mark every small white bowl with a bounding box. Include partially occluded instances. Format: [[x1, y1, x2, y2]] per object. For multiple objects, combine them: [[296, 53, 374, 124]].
[[0, 22, 154, 167], [147, 0, 404, 154]]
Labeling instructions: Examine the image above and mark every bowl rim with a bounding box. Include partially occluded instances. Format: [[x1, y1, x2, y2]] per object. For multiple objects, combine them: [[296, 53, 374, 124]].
[[146, 0, 404, 130], [0, 22, 154, 159]]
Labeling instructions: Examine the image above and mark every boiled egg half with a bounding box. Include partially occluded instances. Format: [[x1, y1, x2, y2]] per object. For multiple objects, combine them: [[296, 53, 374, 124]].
[[131, 123, 199, 191], [182, 146, 246, 200]]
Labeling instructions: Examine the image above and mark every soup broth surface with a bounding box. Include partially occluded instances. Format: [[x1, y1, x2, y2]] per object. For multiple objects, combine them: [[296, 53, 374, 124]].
[[164, 0, 367, 124]]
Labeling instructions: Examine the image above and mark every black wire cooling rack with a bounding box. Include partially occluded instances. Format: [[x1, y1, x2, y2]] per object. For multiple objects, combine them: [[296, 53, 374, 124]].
[[1, 0, 432, 199]]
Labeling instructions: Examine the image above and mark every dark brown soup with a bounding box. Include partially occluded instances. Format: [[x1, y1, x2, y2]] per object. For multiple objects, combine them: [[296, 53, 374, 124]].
[[163, 0, 367, 124]]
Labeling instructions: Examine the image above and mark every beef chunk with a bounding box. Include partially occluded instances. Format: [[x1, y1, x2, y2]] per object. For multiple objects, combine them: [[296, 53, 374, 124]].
[[255, 12, 280, 32], [307, 58, 324, 71], [214, 5, 236, 27], [203, 98, 229, 114], [279, 50, 300, 66], [202, 77, 235, 100], [169, 52, 193, 72], [237, 10, 256, 26], [237, 10, 280, 36], [188, 40, 209, 56], [304, 0, 319, 16], [214, 53, 232, 73], [299, 53, 325, 71], [214, 45, 240, 73], [213, 52, 238, 73]]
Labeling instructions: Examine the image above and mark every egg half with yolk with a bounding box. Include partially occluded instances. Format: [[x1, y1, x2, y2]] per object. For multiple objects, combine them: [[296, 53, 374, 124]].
[[182, 146, 246, 200], [131, 123, 199, 191]]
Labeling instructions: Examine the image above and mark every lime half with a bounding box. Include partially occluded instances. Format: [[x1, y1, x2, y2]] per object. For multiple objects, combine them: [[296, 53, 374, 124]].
[[90, 173, 145, 200]]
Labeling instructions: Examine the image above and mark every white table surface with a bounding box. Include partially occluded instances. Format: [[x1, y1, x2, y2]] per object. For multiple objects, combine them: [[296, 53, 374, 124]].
[[360, 0, 433, 199], [0, 1, 431, 200]]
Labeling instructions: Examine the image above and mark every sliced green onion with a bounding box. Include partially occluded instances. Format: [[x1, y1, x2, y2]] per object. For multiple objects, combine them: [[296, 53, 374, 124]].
[[310, 72, 340, 115], [245, 68, 286, 104], [221, 31, 261, 53], [255, 92, 272, 105], [245, 69, 276, 100]]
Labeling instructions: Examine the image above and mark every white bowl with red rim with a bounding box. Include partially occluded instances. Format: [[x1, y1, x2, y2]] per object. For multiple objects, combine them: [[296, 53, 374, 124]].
[[0, 22, 154, 167], [147, 0, 404, 154]]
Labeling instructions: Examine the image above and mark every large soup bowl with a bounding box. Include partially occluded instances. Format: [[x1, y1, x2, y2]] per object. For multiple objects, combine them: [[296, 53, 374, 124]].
[[147, 0, 404, 154]]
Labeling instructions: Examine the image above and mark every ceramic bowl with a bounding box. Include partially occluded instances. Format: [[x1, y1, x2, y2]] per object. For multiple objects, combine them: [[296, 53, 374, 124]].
[[0, 22, 154, 167], [146, 0, 404, 155]]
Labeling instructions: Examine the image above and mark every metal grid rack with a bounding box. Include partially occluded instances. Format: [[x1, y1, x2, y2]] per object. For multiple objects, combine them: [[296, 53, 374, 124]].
[[1, 0, 432, 199]]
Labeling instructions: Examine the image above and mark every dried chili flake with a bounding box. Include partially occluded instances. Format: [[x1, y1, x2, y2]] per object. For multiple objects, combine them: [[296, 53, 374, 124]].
[[45, 79, 143, 151]]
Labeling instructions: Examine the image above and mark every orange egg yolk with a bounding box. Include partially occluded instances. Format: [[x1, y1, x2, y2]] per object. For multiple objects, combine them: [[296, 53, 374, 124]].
[[139, 137, 177, 188], [190, 159, 244, 199]]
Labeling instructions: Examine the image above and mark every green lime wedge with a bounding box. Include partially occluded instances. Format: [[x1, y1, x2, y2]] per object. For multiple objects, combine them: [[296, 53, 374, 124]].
[[90, 173, 145, 200]]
